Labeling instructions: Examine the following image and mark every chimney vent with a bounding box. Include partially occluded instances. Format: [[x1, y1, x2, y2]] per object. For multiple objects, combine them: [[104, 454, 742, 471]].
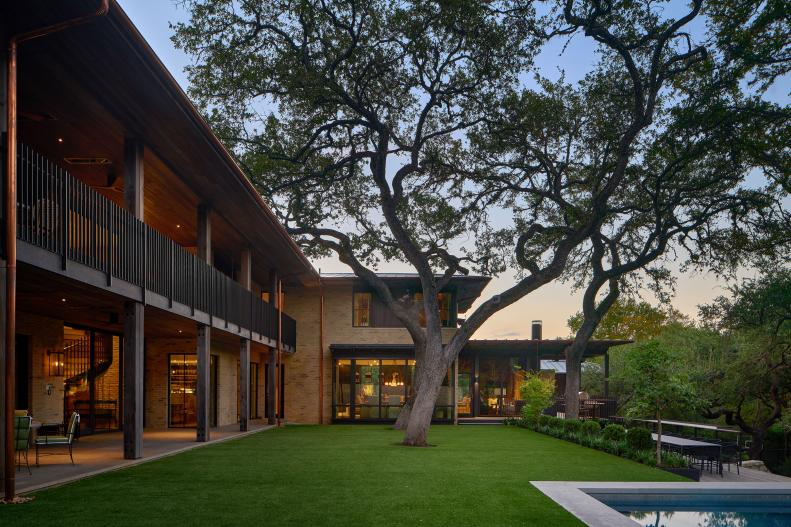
[[531, 320, 543, 340]]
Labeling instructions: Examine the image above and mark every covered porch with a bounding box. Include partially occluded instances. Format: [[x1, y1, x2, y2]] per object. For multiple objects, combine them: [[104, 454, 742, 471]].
[[15, 423, 273, 494]]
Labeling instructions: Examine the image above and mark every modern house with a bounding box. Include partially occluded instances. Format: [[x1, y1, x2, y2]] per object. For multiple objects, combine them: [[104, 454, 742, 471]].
[[0, 0, 317, 495], [0, 0, 625, 495], [282, 274, 624, 424]]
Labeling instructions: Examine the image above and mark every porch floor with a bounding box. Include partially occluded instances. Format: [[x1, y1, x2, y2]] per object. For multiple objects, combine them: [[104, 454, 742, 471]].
[[700, 465, 791, 483], [14, 422, 274, 494]]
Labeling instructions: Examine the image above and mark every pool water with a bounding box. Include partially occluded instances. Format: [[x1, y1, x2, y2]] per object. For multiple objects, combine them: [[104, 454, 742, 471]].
[[591, 492, 791, 527], [626, 510, 791, 527]]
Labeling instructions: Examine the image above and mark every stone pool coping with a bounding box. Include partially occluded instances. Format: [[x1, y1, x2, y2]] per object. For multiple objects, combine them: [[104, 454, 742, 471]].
[[530, 481, 791, 527]]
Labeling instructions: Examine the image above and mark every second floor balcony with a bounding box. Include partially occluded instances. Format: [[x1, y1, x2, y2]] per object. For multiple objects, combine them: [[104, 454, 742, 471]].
[[15, 143, 296, 350]]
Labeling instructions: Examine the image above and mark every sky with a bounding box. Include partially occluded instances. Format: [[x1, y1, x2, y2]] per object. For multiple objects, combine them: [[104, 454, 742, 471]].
[[117, 0, 769, 339]]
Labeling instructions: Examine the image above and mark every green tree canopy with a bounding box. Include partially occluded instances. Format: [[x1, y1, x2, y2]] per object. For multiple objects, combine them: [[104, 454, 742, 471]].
[[568, 299, 688, 342]]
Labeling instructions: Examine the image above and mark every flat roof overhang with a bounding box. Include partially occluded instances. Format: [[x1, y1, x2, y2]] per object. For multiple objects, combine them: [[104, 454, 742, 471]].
[[330, 338, 632, 360], [6, 0, 318, 287]]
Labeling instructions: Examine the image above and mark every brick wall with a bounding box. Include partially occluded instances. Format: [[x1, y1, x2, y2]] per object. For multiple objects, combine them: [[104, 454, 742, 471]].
[[17, 311, 65, 423], [283, 282, 457, 424], [145, 335, 247, 430]]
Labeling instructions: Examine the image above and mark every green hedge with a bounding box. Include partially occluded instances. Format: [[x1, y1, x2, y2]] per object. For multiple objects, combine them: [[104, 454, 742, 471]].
[[511, 418, 689, 471], [602, 424, 627, 442], [581, 420, 601, 436], [626, 427, 652, 451]]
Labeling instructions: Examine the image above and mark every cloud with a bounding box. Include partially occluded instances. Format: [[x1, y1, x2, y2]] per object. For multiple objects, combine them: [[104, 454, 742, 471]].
[[492, 331, 524, 338]]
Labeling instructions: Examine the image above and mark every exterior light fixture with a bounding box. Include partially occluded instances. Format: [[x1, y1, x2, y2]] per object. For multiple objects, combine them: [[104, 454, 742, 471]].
[[48, 350, 65, 376], [176, 224, 181, 228], [57, 137, 64, 143], [61, 298, 66, 302]]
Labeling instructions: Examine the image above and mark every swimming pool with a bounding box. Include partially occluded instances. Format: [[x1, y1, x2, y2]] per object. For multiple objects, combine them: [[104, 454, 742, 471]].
[[531, 482, 791, 527], [599, 491, 791, 527]]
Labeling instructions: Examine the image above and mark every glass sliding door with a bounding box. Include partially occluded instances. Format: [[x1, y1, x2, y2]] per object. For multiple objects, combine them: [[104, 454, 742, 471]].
[[380, 360, 406, 419], [63, 326, 122, 434], [334, 360, 352, 418], [457, 356, 474, 417], [169, 354, 197, 427], [477, 355, 525, 416], [355, 359, 380, 419], [332, 358, 453, 422], [250, 362, 260, 419]]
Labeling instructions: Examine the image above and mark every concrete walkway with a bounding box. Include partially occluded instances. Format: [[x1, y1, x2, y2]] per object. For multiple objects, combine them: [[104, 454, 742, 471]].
[[700, 464, 791, 483], [15, 422, 274, 494]]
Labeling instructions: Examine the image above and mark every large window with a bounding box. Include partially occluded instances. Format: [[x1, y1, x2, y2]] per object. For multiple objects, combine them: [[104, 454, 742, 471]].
[[414, 292, 455, 328], [332, 358, 452, 422], [353, 292, 372, 327]]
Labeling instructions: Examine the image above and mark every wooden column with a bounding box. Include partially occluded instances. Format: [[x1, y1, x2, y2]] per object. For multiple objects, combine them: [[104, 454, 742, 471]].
[[239, 248, 251, 431], [266, 270, 278, 425], [452, 358, 458, 425], [123, 139, 144, 218], [123, 137, 144, 459], [239, 338, 250, 431], [123, 302, 144, 459], [0, 44, 8, 495], [197, 204, 212, 264], [196, 324, 210, 442], [196, 204, 211, 441]]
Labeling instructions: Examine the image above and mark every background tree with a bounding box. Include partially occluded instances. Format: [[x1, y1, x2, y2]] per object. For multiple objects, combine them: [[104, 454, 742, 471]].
[[568, 299, 688, 398], [696, 269, 791, 458], [468, 0, 789, 418], [568, 299, 688, 342], [619, 340, 699, 466]]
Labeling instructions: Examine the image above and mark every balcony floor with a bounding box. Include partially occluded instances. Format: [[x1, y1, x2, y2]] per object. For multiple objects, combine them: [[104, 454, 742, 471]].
[[15, 422, 274, 494]]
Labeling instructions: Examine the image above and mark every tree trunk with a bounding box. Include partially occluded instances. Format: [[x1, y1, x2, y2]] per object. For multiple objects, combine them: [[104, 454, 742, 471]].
[[402, 355, 447, 446], [564, 353, 582, 419], [748, 430, 766, 460], [655, 409, 662, 466], [393, 396, 414, 430], [402, 377, 443, 446]]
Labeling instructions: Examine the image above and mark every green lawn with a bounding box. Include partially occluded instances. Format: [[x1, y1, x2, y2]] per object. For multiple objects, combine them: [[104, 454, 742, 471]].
[[1, 425, 682, 526]]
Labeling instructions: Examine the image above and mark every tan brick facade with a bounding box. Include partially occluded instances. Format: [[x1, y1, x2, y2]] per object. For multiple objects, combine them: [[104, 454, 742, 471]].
[[16, 312, 267, 431], [17, 311, 66, 423], [283, 282, 457, 424]]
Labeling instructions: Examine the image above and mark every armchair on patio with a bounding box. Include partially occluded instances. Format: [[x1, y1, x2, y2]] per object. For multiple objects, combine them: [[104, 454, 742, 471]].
[[14, 415, 33, 475], [35, 412, 80, 466]]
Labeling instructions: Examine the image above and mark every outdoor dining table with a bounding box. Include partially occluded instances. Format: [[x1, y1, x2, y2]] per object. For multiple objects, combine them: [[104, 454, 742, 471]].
[[651, 433, 722, 475]]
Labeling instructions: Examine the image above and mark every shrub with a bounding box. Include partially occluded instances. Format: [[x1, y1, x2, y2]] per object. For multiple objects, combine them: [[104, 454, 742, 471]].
[[538, 415, 552, 427], [661, 451, 689, 469], [607, 440, 629, 457], [581, 420, 601, 436], [562, 419, 583, 435], [626, 427, 653, 451], [519, 373, 556, 421], [602, 424, 627, 442], [630, 449, 657, 467]]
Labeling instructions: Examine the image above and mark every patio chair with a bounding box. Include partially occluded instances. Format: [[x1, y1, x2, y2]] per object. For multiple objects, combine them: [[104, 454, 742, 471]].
[[14, 415, 33, 475], [35, 412, 80, 466], [720, 442, 741, 475]]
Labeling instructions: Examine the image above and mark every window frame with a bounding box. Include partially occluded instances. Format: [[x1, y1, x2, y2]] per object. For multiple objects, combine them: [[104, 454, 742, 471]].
[[352, 291, 373, 327]]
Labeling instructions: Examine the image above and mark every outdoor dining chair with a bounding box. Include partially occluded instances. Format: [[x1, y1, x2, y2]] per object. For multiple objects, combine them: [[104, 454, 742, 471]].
[[35, 411, 80, 466], [720, 442, 742, 475], [14, 415, 33, 475]]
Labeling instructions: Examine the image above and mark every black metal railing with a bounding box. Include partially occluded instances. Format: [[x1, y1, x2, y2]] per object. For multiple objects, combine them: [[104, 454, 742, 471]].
[[547, 397, 618, 420], [17, 143, 296, 349]]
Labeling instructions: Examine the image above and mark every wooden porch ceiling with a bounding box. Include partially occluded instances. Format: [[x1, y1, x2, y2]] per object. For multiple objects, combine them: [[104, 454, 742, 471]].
[[8, 0, 318, 287]]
